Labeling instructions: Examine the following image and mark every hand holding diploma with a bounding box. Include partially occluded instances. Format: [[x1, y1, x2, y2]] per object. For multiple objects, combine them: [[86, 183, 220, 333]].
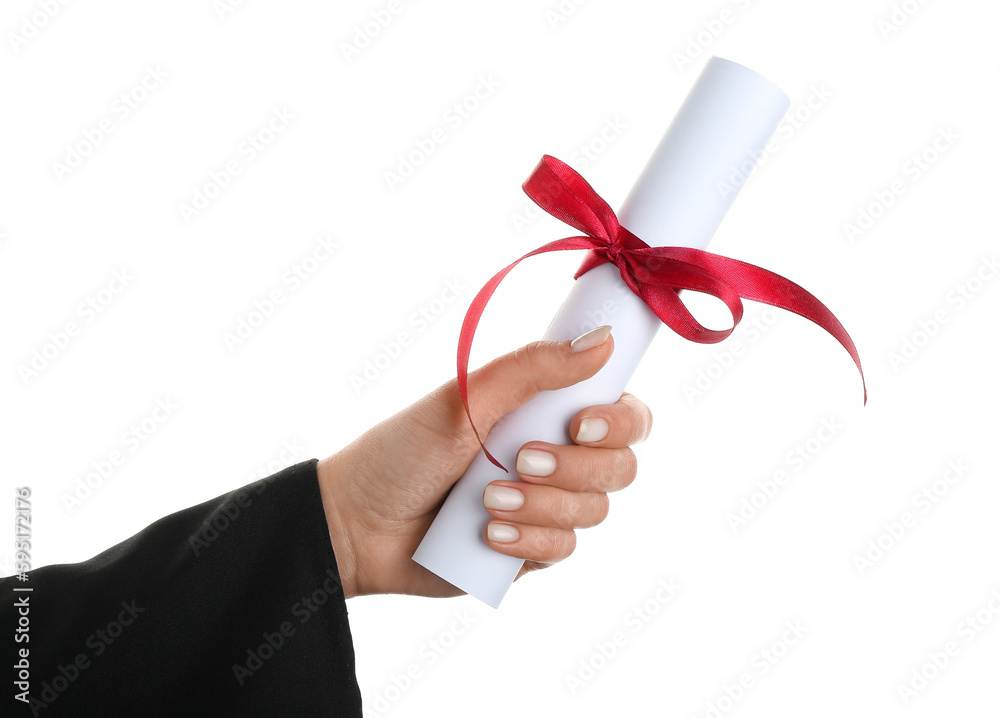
[[414, 57, 865, 606], [316, 329, 652, 598]]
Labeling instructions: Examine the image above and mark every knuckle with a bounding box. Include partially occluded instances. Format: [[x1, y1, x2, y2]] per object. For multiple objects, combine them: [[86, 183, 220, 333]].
[[579, 493, 611, 528], [511, 341, 551, 393], [530, 529, 555, 559], [512, 341, 546, 370], [612, 448, 638, 489], [641, 402, 653, 441], [510, 343, 534, 369], [621, 392, 653, 443], [539, 528, 572, 561], [555, 491, 578, 528], [545, 529, 576, 562], [562, 529, 577, 558], [590, 493, 610, 527]]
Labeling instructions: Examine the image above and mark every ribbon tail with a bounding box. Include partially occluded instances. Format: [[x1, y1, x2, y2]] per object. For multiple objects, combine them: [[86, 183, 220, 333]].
[[458, 236, 602, 472], [679, 251, 867, 404]]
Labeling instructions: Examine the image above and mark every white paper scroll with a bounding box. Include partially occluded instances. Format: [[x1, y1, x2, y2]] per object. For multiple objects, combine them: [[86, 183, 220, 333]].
[[413, 57, 790, 607]]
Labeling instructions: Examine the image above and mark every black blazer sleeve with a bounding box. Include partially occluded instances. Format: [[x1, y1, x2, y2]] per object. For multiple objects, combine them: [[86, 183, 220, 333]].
[[1, 458, 363, 717]]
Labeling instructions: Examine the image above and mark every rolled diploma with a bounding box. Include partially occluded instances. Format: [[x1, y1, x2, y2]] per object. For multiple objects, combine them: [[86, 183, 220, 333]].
[[413, 57, 790, 607]]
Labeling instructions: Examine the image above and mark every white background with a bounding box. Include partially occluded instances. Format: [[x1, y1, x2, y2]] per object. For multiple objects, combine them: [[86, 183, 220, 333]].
[[2, 0, 998, 715]]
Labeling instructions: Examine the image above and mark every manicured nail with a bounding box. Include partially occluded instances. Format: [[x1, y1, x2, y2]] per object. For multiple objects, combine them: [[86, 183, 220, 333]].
[[487, 523, 519, 543], [516, 448, 556, 477], [576, 417, 609, 443], [484, 485, 525, 511], [570, 325, 612, 352]]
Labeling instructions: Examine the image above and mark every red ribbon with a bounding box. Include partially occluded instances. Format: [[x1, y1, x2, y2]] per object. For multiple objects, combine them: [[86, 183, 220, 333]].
[[459, 155, 866, 472]]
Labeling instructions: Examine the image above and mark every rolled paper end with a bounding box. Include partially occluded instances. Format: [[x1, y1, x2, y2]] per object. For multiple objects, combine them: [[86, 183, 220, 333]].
[[615, 56, 790, 252]]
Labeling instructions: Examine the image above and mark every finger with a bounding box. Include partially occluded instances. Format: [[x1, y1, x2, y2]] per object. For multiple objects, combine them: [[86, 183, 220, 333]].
[[569, 392, 653, 448], [514, 442, 637, 494], [484, 521, 576, 565], [457, 326, 615, 435], [483, 481, 609, 529]]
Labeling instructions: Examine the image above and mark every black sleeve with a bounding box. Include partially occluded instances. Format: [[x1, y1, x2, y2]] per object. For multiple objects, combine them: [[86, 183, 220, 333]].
[[1, 458, 363, 717]]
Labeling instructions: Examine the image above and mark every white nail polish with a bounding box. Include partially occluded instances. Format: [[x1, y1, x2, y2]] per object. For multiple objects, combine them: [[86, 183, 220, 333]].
[[487, 523, 519, 543], [570, 325, 612, 352], [576, 417, 609, 443], [516, 449, 556, 477], [484, 485, 525, 511]]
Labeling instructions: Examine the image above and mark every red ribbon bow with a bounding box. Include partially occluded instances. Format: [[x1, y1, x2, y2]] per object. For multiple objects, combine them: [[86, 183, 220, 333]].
[[459, 155, 866, 471]]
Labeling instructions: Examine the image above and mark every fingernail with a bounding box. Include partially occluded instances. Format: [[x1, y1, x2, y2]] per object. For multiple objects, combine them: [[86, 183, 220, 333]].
[[516, 448, 556, 477], [487, 523, 519, 543], [570, 325, 612, 353], [576, 417, 609, 443], [484, 485, 525, 511]]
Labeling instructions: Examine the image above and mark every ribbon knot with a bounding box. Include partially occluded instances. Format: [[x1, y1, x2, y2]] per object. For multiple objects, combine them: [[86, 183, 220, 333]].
[[458, 155, 866, 472]]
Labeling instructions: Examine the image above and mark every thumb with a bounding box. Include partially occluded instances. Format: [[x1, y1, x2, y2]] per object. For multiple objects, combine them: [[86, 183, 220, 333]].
[[463, 325, 614, 436]]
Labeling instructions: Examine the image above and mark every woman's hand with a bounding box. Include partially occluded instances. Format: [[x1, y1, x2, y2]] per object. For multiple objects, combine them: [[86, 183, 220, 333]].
[[316, 326, 652, 599]]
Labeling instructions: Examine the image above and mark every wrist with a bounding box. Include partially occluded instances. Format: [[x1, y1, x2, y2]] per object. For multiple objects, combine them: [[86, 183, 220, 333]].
[[316, 455, 360, 599]]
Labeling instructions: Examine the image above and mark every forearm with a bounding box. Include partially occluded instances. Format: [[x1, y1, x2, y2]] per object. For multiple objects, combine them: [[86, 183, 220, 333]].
[[1, 459, 362, 716]]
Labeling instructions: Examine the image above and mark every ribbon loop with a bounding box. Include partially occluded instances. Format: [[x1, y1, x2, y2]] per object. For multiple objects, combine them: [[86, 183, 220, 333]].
[[523, 155, 620, 244], [459, 156, 866, 472]]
